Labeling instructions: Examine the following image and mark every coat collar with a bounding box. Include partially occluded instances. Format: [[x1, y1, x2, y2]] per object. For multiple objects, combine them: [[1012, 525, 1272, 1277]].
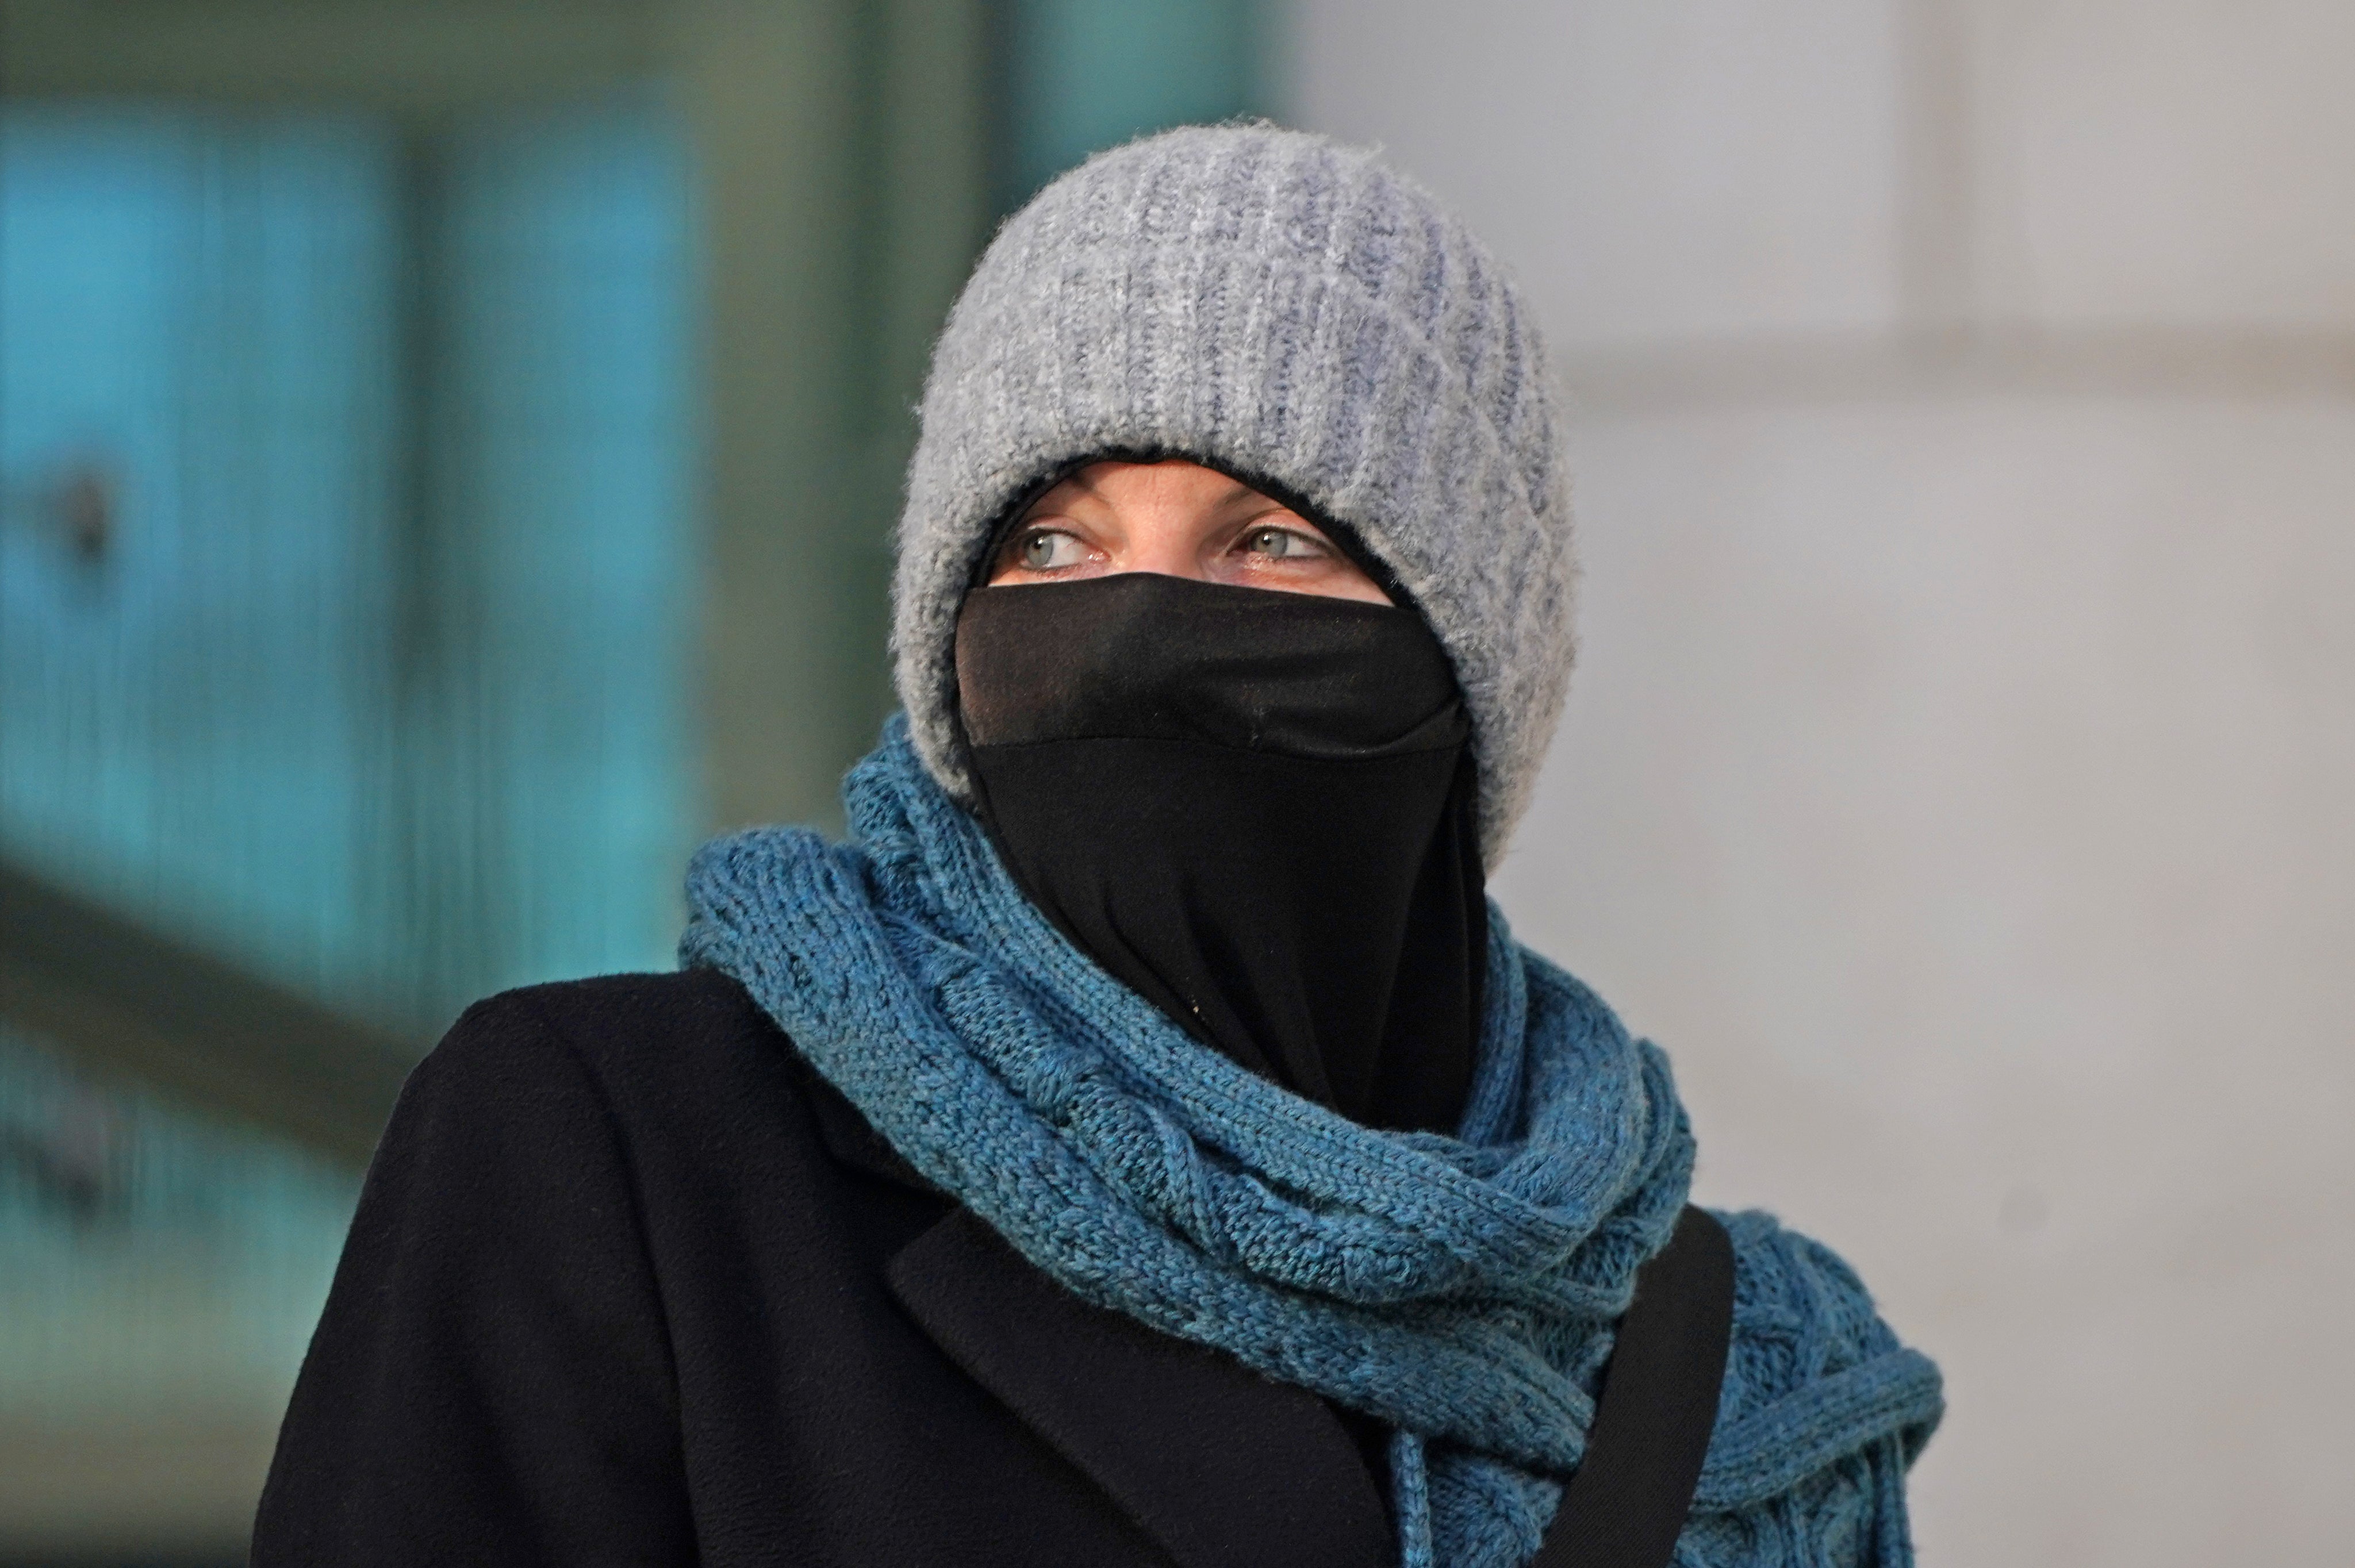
[[887, 1207, 1395, 1568], [799, 1059, 1392, 1568], [800, 1050, 942, 1194]]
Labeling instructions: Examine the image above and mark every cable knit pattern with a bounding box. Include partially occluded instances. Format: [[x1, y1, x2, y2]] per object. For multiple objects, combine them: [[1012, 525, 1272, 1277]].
[[681, 720, 1942, 1568], [893, 124, 1575, 867]]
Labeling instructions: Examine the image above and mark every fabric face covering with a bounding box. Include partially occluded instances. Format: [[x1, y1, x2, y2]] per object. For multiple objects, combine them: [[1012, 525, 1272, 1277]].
[[953, 571, 1485, 1134]]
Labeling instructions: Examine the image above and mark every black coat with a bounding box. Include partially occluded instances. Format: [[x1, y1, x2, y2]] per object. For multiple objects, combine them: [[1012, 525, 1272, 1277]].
[[253, 970, 1401, 1568]]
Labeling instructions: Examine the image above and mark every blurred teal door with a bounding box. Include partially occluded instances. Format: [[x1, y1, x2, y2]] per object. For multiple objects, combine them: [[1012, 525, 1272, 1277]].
[[1, 95, 697, 1031], [0, 92, 696, 1560]]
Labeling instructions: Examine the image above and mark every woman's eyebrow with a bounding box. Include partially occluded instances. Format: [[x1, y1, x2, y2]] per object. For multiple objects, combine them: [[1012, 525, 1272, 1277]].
[[1019, 481, 1091, 520], [1221, 481, 1293, 515]]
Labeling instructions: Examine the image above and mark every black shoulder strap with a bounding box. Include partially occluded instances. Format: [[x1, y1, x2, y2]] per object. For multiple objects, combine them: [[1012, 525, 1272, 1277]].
[[1532, 1206, 1735, 1568]]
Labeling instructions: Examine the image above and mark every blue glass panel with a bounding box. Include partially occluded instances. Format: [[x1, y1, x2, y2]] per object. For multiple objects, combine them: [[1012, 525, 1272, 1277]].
[[409, 98, 700, 1005], [0, 92, 697, 1555], [0, 95, 697, 1031], [0, 104, 406, 1010]]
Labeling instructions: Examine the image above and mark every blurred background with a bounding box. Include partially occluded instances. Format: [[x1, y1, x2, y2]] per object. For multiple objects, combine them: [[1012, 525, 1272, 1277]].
[[0, 1, 2345, 1563]]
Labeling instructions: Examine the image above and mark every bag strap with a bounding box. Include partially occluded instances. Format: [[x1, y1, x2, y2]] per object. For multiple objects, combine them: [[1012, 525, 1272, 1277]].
[[1532, 1206, 1735, 1568]]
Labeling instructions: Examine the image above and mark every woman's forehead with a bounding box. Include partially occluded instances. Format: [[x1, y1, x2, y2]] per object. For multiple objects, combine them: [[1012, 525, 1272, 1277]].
[[1026, 459, 1275, 516]]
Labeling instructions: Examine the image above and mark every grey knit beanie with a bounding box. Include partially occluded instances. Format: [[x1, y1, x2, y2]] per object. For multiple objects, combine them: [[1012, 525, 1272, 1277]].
[[892, 122, 1574, 866]]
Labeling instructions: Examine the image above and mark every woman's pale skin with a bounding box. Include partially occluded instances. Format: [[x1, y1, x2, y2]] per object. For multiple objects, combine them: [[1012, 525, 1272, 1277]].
[[986, 459, 1393, 605]]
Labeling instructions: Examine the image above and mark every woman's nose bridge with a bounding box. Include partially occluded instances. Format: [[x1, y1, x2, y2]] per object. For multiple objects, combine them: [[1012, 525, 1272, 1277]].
[[1117, 494, 1221, 578]]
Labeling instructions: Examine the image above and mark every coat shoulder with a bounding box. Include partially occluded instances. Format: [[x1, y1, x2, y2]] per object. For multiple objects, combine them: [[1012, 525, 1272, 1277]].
[[444, 966, 777, 1058], [387, 967, 849, 1193], [412, 967, 933, 1202], [420, 967, 792, 1103]]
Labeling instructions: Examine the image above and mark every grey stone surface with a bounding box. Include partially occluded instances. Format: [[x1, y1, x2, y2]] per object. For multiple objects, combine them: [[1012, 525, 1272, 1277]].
[[1289, 2, 2355, 1561]]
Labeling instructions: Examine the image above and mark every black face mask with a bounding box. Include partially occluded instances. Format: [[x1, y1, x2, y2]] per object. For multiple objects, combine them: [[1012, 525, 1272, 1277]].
[[954, 571, 1485, 1134]]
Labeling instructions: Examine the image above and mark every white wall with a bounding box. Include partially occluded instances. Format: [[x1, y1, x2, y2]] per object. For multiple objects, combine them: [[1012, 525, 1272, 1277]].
[[1287, 4, 2355, 1563]]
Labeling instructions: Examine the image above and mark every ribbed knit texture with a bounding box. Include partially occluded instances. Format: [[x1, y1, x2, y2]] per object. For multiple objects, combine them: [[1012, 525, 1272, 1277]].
[[893, 124, 1575, 867], [683, 720, 1944, 1568]]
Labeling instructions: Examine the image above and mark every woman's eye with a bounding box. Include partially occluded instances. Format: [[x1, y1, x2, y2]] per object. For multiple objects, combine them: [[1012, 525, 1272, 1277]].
[[1016, 530, 1084, 570], [1242, 526, 1327, 561]]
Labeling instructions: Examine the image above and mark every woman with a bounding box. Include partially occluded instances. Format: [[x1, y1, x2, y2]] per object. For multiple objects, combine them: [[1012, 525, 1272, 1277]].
[[255, 125, 1941, 1568]]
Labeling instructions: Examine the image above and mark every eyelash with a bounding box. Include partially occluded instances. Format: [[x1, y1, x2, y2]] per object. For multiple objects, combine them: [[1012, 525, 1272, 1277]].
[[1002, 522, 1330, 571]]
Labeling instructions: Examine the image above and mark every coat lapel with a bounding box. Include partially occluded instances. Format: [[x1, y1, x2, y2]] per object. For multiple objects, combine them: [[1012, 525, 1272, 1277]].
[[887, 1207, 1395, 1568], [797, 1052, 1393, 1568]]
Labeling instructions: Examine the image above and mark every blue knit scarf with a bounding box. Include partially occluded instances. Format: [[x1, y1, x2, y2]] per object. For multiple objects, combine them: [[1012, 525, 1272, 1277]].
[[682, 720, 1942, 1568]]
